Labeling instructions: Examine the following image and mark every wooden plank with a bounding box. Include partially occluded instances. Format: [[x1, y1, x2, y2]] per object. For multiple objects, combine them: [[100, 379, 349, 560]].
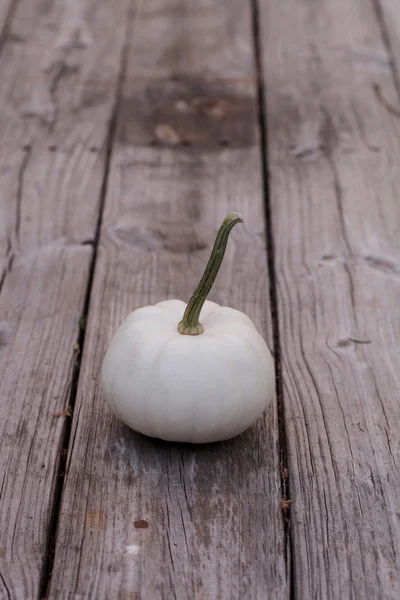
[[49, 1, 288, 598], [259, 0, 400, 597], [0, 0, 131, 596], [0, 247, 92, 599]]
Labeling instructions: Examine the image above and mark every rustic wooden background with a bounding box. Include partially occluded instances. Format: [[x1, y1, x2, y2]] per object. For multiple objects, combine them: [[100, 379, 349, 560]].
[[0, 0, 399, 598]]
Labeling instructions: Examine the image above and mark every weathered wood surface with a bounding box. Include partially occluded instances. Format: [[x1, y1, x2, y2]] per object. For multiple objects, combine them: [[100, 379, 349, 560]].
[[259, 0, 400, 597], [379, 0, 400, 80], [48, 1, 288, 599], [1, 0, 400, 598], [0, 0, 131, 597], [0, 1, 17, 54]]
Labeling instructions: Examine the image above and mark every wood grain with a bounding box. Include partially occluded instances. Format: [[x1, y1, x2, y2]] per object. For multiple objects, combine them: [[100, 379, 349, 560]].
[[0, 0, 129, 266], [378, 0, 400, 81], [259, 0, 400, 597], [0, 1, 17, 52], [0, 246, 91, 599], [0, 0, 131, 596], [49, 1, 288, 598]]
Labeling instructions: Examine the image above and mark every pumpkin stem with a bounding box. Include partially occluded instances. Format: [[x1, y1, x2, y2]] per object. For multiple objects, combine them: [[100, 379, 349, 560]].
[[178, 212, 243, 335]]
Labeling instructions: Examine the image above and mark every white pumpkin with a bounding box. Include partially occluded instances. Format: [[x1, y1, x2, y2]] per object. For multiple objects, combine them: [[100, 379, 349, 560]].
[[101, 213, 275, 443]]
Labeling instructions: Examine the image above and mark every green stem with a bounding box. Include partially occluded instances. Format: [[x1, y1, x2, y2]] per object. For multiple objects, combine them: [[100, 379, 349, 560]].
[[178, 212, 243, 335]]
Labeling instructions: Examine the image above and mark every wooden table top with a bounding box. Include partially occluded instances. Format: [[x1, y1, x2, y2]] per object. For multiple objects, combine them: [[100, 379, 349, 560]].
[[0, 0, 399, 598]]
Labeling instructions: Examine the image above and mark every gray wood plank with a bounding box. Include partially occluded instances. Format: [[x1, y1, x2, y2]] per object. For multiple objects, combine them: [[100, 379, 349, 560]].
[[259, 0, 400, 597], [49, 1, 288, 598], [0, 0, 131, 596], [0, 246, 92, 600]]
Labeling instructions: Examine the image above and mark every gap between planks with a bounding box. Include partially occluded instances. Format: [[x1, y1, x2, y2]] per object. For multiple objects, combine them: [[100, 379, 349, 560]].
[[251, 0, 294, 591]]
